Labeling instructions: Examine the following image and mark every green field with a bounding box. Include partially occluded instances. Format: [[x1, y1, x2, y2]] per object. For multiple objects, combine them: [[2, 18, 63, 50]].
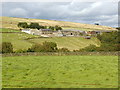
[[2, 55, 118, 88], [27, 37, 100, 50], [2, 32, 39, 51], [0, 28, 21, 32]]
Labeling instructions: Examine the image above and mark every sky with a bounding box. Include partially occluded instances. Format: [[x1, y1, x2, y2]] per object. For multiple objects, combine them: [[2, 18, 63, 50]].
[[2, 2, 118, 27]]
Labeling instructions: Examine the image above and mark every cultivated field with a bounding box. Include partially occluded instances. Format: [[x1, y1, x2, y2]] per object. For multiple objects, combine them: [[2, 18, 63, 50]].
[[2, 55, 118, 88], [1, 16, 117, 31]]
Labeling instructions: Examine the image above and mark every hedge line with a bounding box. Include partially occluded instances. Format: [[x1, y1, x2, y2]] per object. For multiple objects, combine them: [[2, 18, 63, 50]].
[[2, 51, 118, 57]]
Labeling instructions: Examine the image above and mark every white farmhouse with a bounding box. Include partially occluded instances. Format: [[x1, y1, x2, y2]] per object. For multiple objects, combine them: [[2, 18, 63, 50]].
[[21, 29, 31, 34]]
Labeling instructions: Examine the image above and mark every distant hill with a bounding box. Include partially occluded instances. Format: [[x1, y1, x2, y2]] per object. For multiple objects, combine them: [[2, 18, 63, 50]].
[[0, 16, 117, 31]]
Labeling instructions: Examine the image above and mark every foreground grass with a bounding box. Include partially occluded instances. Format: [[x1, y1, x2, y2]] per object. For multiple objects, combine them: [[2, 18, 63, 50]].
[[2, 56, 118, 88]]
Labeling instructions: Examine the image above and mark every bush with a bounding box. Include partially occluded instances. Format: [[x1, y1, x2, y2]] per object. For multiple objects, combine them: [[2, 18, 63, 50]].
[[15, 49, 27, 53], [80, 45, 97, 52], [2, 42, 13, 53], [58, 48, 70, 52], [28, 44, 43, 52], [28, 41, 58, 52], [42, 41, 57, 52]]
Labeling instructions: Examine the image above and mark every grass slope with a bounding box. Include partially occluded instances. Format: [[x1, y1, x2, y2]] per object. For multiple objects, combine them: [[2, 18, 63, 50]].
[[2, 29, 100, 51], [2, 55, 118, 88], [28, 37, 100, 50], [0, 28, 21, 32], [2, 32, 39, 51], [1, 16, 117, 31]]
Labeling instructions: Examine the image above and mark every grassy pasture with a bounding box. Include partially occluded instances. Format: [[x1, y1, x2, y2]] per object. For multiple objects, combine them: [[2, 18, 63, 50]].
[[2, 32, 39, 51], [2, 55, 118, 88], [27, 37, 100, 51], [2, 28, 100, 51], [0, 28, 21, 32]]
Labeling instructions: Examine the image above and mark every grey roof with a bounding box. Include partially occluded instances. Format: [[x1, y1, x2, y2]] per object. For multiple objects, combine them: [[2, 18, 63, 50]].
[[41, 29, 51, 31], [62, 29, 84, 32], [22, 29, 30, 31]]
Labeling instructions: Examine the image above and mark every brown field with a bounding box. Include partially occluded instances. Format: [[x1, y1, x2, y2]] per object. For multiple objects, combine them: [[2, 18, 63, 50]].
[[1, 16, 117, 31]]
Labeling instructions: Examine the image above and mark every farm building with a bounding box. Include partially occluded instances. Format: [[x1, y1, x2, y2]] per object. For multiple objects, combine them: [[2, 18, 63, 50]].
[[21, 29, 31, 34], [53, 30, 63, 37], [86, 30, 114, 35], [30, 29, 41, 35], [39, 29, 53, 34], [61, 29, 85, 36], [22, 29, 114, 37], [84, 36, 91, 39]]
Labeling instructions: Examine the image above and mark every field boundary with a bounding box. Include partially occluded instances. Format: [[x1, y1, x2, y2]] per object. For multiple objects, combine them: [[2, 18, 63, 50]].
[[2, 52, 118, 57], [2, 79, 118, 88]]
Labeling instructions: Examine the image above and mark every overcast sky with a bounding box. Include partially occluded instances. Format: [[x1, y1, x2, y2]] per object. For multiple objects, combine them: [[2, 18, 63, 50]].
[[2, 2, 118, 27]]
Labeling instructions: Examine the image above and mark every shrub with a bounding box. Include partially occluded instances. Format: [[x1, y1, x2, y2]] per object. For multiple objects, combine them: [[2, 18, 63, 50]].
[[15, 49, 27, 53], [29, 44, 43, 52], [80, 45, 97, 52], [58, 48, 70, 52], [42, 41, 57, 52], [2, 42, 13, 53], [28, 41, 58, 52]]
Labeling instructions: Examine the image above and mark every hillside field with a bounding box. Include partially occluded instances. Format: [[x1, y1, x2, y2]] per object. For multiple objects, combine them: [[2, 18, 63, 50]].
[[2, 55, 118, 88], [1, 28, 100, 51], [1, 16, 117, 31]]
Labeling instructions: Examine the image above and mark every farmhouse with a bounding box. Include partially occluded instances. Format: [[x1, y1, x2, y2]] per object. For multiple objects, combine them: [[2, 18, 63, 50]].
[[21, 29, 31, 34]]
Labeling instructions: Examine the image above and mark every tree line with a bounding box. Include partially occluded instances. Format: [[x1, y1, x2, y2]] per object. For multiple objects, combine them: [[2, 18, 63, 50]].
[[17, 22, 62, 31]]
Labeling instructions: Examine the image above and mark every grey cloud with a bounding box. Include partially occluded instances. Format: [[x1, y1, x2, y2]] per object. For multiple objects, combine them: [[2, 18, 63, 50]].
[[2, 2, 118, 27]]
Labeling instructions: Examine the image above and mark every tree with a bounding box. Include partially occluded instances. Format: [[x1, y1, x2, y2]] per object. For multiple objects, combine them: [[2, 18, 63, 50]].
[[95, 23, 99, 25], [54, 25, 62, 31], [2, 42, 13, 53], [29, 23, 40, 30], [42, 41, 57, 52], [96, 31, 119, 51], [49, 26, 55, 31], [116, 27, 120, 30], [17, 22, 28, 29]]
